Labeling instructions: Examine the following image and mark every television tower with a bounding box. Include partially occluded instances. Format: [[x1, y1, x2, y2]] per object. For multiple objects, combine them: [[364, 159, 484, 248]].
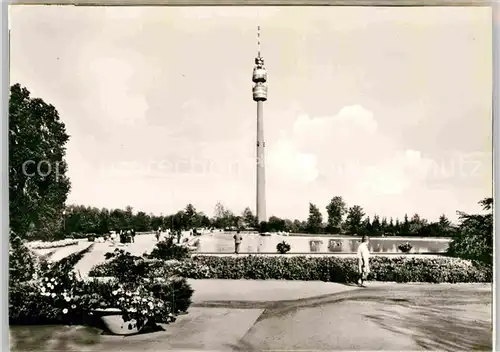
[[252, 25, 267, 224]]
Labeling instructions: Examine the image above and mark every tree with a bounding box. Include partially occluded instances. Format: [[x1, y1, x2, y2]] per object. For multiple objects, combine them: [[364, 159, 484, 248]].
[[448, 197, 493, 265], [438, 214, 452, 237], [381, 217, 388, 235], [394, 218, 401, 236], [293, 220, 305, 233], [258, 221, 269, 233], [212, 202, 234, 229], [214, 202, 226, 220], [133, 211, 151, 232], [110, 208, 126, 231], [198, 213, 211, 228], [172, 210, 185, 231], [325, 196, 347, 233], [371, 215, 381, 235], [242, 207, 257, 229], [361, 216, 371, 236], [9, 84, 71, 240], [97, 208, 110, 234], [283, 219, 296, 233], [184, 204, 200, 229], [124, 206, 134, 228], [345, 205, 365, 235], [409, 213, 427, 236], [401, 214, 410, 236], [307, 203, 323, 234], [150, 215, 164, 232], [268, 216, 286, 232], [388, 217, 395, 235], [233, 215, 244, 229]]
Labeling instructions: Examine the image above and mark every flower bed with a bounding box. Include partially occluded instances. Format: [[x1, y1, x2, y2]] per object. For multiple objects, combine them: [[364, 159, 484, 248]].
[[28, 239, 79, 250], [9, 274, 193, 326], [89, 255, 492, 284], [9, 237, 194, 331]]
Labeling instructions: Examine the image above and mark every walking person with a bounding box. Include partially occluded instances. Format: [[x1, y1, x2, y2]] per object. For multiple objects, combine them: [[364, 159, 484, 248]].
[[110, 231, 116, 246], [155, 229, 160, 242], [357, 235, 370, 287], [233, 230, 242, 254], [131, 228, 136, 243]]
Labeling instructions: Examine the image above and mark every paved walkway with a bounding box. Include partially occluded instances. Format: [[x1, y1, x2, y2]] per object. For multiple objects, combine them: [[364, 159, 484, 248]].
[[188, 279, 359, 303], [10, 281, 492, 351]]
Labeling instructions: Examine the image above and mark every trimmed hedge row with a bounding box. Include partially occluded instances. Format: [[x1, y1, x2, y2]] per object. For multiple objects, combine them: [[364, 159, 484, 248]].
[[89, 255, 492, 284], [48, 244, 95, 275]]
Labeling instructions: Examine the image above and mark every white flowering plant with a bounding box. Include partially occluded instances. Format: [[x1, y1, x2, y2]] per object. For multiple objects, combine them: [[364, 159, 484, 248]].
[[10, 233, 193, 329], [28, 239, 79, 250], [78, 278, 182, 330], [34, 272, 83, 318], [111, 282, 175, 328]]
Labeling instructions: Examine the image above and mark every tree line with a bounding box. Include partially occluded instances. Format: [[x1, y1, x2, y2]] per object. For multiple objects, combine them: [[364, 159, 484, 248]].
[[58, 197, 456, 238], [299, 196, 456, 237]]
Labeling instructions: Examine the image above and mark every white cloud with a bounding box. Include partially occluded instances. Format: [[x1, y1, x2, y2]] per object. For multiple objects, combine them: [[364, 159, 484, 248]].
[[267, 137, 318, 184], [267, 105, 435, 198], [87, 56, 148, 126]]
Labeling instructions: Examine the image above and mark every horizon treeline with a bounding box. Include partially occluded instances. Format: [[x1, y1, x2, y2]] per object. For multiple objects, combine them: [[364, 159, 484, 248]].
[[61, 196, 458, 238]]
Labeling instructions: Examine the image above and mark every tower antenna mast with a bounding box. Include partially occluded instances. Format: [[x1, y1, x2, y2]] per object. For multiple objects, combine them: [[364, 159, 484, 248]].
[[257, 25, 261, 57]]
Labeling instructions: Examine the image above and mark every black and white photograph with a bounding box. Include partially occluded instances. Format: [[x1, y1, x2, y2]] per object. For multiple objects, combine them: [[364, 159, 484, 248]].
[[7, 4, 494, 351]]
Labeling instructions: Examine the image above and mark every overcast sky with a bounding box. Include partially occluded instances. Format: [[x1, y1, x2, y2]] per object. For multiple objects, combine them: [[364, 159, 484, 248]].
[[10, 6, 492, 222]]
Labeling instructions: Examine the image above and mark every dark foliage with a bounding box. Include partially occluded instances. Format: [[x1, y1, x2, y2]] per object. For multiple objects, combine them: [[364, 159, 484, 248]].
[[144, 237, 190, 261], [398, 242, 413, 253], [9, 233, 39, 284], [47, 244, 94, 276], [90, 255, 492, 284], [9, 84, 71, 241], [448, 198, 493, 265], [276, 241, 291, 254]]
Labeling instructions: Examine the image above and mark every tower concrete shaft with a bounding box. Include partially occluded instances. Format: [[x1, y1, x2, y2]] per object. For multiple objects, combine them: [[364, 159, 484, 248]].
[[252, 25, 267, 224], [256, 101, 266, 223]]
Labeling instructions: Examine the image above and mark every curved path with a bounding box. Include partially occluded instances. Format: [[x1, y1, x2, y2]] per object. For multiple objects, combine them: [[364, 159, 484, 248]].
[[10, 282, 492, 351], [229, 283, 492, 351]]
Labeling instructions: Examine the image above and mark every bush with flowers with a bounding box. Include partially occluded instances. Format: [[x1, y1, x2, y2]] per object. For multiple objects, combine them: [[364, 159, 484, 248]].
[[10, 269, 86, 324], [78, 248, 193, 331], [9, 234, 95, 325], [9, 233, 194, 332], [76, 277, 191, 330]]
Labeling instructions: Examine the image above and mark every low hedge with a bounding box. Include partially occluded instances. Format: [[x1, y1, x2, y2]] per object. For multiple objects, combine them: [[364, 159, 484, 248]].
[[48, 244, 94, 276], [89, 255, 492, 284]]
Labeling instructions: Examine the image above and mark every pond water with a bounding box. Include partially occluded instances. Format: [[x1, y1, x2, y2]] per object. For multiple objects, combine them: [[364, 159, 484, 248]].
[[195, 232, 451, 254]]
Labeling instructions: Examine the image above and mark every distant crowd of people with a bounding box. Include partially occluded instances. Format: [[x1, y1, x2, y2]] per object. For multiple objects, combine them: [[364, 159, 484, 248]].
[[154, 227, 201, 244], [108, 229, 136, 244], [94, 227, 203, 249]]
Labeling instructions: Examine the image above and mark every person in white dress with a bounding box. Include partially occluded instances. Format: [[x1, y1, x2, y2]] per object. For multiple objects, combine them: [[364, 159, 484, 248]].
[[357, 235, 370, 287], [110, 231, 116, 246]]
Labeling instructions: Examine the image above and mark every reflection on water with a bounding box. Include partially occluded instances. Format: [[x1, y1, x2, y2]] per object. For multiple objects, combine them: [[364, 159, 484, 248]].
[[196, 233, 451, 254]]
